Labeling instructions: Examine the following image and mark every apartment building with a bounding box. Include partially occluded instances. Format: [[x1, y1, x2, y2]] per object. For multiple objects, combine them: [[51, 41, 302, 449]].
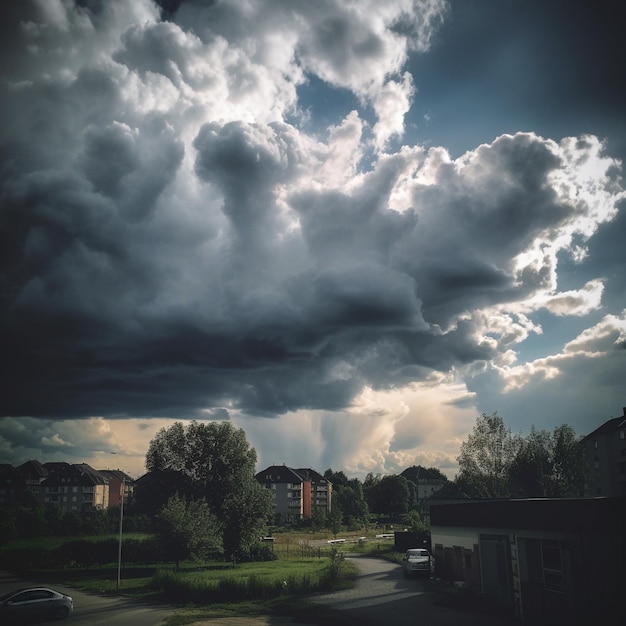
[[40, 462, 109, 512], [98, 469, 134, 507], [255, 465, 332, 522], [582, 406, 626, 497]]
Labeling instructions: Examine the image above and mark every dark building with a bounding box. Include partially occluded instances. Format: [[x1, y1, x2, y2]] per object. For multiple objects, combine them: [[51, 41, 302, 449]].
[[430, 497, 625, 626], [582, 407, 626, 497]]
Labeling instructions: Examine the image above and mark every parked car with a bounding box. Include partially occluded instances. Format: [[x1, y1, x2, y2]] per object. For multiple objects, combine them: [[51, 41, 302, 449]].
[[0, 587, 73, 623], [402, 548, 434, 577]]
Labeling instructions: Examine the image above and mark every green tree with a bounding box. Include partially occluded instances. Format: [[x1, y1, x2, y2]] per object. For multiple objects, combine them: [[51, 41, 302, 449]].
[[365, 475, 410, 516], [327, 503, 343, 538], [509, 426, 553, 497], [310, 505, 327, 531], [457, 412, 520, 498], [325, 469, 369, 526], [222, 477, 274, 558], [145, 421, 272, 558], [156, 494, 222, 568], [401, 510, 429, 534], [549, 424, 584, 497]]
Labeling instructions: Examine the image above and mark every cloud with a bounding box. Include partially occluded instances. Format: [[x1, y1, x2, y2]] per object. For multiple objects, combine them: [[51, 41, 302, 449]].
[[0, 1, 624, 478]]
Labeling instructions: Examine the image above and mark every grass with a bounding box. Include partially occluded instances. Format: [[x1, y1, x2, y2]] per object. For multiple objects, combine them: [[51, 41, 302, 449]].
[[5, 531, 390, 625], [4, 533, 150, 550]]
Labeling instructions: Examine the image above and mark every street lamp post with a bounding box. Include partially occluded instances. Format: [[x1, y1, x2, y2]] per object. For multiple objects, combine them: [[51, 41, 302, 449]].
[[117, 477, 125, 590]]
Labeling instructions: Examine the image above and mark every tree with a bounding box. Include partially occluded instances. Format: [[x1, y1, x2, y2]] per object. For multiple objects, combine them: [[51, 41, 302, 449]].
[[222, 477, 274, 558], [549, 424, 584, 497], [509, 426, 553, 497], [457, 412, 520, 498], [325, 469, 369, 526], [365, 475, 410, 516], [145, 421, 273, 557], [401, 510, 429, 534], [509, 424, 584, 498], [156, 494, 222, 568], [327, 502, 343, 538]]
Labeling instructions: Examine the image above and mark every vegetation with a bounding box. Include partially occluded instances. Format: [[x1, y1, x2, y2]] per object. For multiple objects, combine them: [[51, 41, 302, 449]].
[[142, 421, 273, 559], [0, 412, 587, 626], [440, 413, 585, 499], [156, 495, 222, 567]]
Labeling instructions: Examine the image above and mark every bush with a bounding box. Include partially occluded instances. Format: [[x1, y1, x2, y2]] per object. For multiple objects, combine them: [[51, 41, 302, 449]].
[[241, 543, 277, 562], [149, 564, 327, 604]]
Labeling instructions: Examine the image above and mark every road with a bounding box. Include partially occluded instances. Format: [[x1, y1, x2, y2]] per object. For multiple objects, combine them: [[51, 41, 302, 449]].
[[308, 556, 515, 626], [0, 571, 174, 626]]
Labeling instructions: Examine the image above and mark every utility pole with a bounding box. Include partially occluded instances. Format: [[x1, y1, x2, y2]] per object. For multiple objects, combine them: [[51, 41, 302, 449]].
[[117, 476, 125, 590]]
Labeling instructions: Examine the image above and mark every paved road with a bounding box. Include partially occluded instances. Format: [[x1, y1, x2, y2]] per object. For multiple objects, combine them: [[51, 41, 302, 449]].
[[308, 556, 515, 626], [0, 571, 174, 626]]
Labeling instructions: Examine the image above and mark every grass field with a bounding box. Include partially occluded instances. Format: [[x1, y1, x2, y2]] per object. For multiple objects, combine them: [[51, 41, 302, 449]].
[[3, 530, 399, 625]]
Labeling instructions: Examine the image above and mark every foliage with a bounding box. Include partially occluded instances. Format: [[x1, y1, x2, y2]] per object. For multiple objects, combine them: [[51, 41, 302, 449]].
[[156, 494, 222, 567], [456, 412, 520, 498], [148, 557, 347, 604], [0, 536, 158, 571], [508, 426, 553, 497], [454, 414, 584, 499], [144, 420, 273, 559], [222, 478, 274, 558], [326, 503, 343, 538], [326, 547, 346, 583], [364, 474, 410, 515], [400, 510, 429, 534], [509, 424, 584, 497], [550, 424, 585, 497], [324, 469, 369, 526]]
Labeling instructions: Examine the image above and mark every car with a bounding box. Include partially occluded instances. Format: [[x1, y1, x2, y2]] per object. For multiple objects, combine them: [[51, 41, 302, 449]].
[[402, 548, 434, 578], [0, 587, 73, 623]]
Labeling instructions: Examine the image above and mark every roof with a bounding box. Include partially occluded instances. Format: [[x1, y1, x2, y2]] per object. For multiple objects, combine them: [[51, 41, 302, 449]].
[[255, 465, 306, 484], [42, 463, 108, 485], [430, 497, 626, 533], [401, 465, 447, 483], [98, 469, 134, 483], [17, 460, 48, 479], [294, 468, 330, 483], [583, 409, 626, 440]]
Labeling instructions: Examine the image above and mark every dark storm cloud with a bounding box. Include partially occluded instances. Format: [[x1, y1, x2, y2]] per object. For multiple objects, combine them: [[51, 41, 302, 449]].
[[0, 0, 623, 432]]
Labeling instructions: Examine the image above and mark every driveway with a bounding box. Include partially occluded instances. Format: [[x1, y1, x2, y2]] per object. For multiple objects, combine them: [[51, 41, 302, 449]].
[[305, 555, 515, 626], [190, 555, 516, 626]]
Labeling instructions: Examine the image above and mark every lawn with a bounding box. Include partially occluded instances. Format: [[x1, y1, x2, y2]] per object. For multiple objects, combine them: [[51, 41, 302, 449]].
[[3, 531, 393, 625]]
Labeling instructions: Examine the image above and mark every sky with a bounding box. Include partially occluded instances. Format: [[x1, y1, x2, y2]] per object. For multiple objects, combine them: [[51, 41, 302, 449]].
[[1, 0, 625, 480]]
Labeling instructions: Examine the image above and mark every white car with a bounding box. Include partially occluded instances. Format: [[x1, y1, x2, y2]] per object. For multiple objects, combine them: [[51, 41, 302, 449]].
[[402, 548, 434, 578], [0, 587, 73, 622]]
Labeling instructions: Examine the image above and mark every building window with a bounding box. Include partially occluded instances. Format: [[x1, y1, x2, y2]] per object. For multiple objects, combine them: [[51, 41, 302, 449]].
[[541, 540, 566, 593], [620, 430, 625, 440], [594, 439, 598, 449]]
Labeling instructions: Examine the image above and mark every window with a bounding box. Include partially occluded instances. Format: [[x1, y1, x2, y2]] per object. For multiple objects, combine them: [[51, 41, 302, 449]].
[[620, 430, 625, 440], [541, 540, 565, 593], [594, 439, 598, 449]]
